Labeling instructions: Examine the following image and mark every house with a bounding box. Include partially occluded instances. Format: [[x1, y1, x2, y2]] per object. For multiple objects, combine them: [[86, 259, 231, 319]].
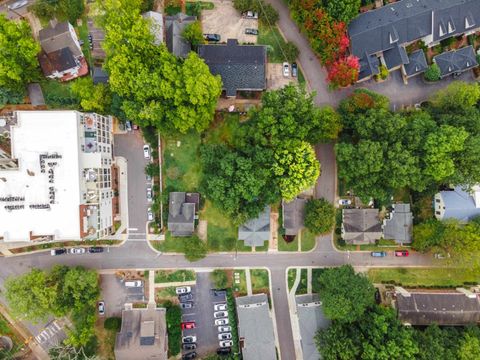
[[114, 307, 168, 360], [402, 50, 428, 79], [167, 192, 199, 236], [0, 111, 115, 242], [383, 203, 413, 245], [342, 209, 383, 244], [434, 185, 480, 221], [238, 206, 270, 247], [236, 294, 276, 360], [198, 39, 267, 97], [143, 11, 164, 46], [282, 198, 306, 237], [348, 0, 480, 82], [433, 45, 479, 78], [295, 294, 330, 360], [93, 66, 109, 85], [165, 13, 196, 57], [394, 287, 480, 326], [38, 22, 88, 81]]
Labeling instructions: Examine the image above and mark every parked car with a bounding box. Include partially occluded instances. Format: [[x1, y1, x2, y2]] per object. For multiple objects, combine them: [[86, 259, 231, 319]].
[[9, 1, 28, 10], [291, 63, 298, 77], [219, 340, 233, 348], [218, 326, 231, 333], [215, 318, 229, 326], [371, 251, 387, 257], [125, 120, 132, 131], [217, 348, 232, 355], [79, 40, 84, 46], [182, 352, 197, 360], [243, 11, 258, 19], [50, 248, 66, 256], [214, 303, 227, 311], [338, 199, 352, 206], [88, 247, 104, 253], [179, 293, 194, 302], [180, 302, 194, 309], [182, 343, 197, 350], [182, 335, 197, 343], [98, 301, 105, 316], [146, 174, 152, 182], [69, 248, 86, 255], [434, 252, 451, 259], [245, 28, 259, 35], [394, 250, 409, 257], [218, 333, 232, 340], [176, 286, 192, 295], [125, 280, 143, 287], [204, 33, 221, 42], [181, 321, 196, 330], [143, 144, 150, 159], [146, 187, 153, 202], [214, 290, 226, 297], [147, 207, 154, 221], [214, 311, 228, 319], [283, 62, 290, 77]]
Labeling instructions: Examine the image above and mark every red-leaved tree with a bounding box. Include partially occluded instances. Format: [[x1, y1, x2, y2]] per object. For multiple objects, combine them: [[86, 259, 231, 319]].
[[327, 56, 360, 89]]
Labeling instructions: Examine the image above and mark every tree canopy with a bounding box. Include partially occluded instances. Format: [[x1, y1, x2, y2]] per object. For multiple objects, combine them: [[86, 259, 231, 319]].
[[32, 0, 85, 24], [322, 0, 361, 24], [304, 198, 336, 234]]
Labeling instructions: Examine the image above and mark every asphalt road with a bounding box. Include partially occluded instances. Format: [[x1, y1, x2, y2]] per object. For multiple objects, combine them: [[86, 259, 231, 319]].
[[0, 0, 32, 19]]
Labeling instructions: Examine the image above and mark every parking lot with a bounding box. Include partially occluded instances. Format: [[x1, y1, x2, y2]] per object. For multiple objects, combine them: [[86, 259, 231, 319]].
[[267, 63, 298, 90], [100, 274, 146, 317], [202, 0, 258, 44], [180, 272, 229, 357]]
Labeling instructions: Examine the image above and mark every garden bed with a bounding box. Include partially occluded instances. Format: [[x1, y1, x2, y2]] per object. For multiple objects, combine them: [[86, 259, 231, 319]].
[[154, 270, 196, 283]]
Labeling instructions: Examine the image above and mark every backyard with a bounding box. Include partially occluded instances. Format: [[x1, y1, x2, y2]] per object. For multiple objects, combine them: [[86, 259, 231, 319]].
[[154, 270, 196, 283], [278, 229, 316, 251]]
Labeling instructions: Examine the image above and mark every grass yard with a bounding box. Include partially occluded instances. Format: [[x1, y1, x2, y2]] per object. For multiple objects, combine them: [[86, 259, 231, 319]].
[[251, 269, 269, 292], [205, 113, 241, 146], [40, 80, 79, 109], [254, 241, 269, 252], [279, 237, 298, 251], [202, 200, 238, 251], [287, 268, 308, 294], [367, 268, 480, 287], [95, 318, 119, 360], [156, 287, 178, 304], [154, 270, 196, 283], [232, 269, 247, 295], [76, 19, 92, 66], [258, 23, 289, 63], [311, 268, 325, 293], [301, 230, 316, 251], [0, 312, 22, 357]]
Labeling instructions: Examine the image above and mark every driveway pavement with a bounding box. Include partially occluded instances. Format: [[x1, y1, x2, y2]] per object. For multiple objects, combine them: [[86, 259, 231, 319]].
[[0, 0, 32, 19]]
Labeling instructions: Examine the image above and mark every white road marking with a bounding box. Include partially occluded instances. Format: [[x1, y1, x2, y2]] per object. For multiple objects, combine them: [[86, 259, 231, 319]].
[[127, 228, 138, 231]]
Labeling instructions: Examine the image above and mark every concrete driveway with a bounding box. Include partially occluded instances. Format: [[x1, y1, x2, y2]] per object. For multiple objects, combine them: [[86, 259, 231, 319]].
[[267, 63, 298, 90], [202, 0, 258, 44]]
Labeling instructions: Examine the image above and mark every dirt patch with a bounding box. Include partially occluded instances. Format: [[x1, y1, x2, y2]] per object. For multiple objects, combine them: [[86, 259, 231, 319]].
[[198, 219, 208, 241], [266, 63, 298, 90], [201, 0, 258, 44]]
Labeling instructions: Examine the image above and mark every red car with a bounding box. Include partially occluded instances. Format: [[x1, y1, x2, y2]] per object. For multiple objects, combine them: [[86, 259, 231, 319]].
[[181, 322, 196, 330], [395, 250, 409, 257]]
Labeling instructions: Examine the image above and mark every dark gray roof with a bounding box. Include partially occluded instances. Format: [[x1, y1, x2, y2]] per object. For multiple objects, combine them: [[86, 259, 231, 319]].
[[165, 13, 196, 57], [282, 198, 306, 236], [383, 203, 413, 244], [342, 209, 382, 244], [438, 186, 480, 221], [198, 39, 267, 97], [38, 47, 78, 76], [39, 22, 83, 58], [396, 291, 480, 326], [383, 44, 409, 70], [431, 0, 480, 42], [168, 192, 196, 236], [433, 45, 478, 77], [38, 21, 70, 41], [238, 206, 270, 247], [404, 49, 428, 77], [236, 294, 276, 360], [359, 52, 380, 80], [93, 66, 109, 85], [115, 308, 167, 360]]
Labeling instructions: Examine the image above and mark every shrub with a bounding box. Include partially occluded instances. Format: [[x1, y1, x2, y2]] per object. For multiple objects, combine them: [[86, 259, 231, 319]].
[[210, 270, 228, 289], [440, 37, 454, 49], [424, 63, 441, 81], [284, 42, 299, 63], [104, 317, 122, 331], [304, 198, 336, 234], [165, 304, 182, 356], [375, 65, 388, 80], [183, 236, 207, 262]]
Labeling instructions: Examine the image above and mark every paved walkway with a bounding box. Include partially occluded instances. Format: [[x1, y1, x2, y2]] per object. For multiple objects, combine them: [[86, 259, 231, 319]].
[[307, 268, 312, 294], [148, 270, 155, 304], [287, 269, 303, 360], [245, 268, 253, 296]]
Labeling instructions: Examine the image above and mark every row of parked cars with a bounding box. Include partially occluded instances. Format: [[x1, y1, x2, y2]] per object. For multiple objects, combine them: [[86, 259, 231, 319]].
[[51, 247, 103, 256], [178, 287, 197, 360], [371, 250, 409, 257]]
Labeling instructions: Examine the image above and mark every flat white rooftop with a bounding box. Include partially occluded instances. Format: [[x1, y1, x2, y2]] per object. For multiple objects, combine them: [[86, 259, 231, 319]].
[[0, 111, 81, 242]]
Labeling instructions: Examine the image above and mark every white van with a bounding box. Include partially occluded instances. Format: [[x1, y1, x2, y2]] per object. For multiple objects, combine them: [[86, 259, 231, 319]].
[[124, 280, 143, 287]]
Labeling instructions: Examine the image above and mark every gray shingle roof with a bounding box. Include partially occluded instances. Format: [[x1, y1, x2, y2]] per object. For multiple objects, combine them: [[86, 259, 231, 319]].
[[198, 39, 267, 97], [431, 0, 480, 42], [93, 66, 109, 85], [359, 52, 380, 80], [433, 45, 478, 77], [236, 294, 276, 360], [165, 13, 196, 57], [39, 22, 83, 58], [438, 186, 480, 221], [238, 206, 270, 247], [38, 47, 77, 77], [383, 44, 409, 70], [342, 209, 382, 244], [404, 49, 428, 77], [383, 203, 413, 244], [396, 290, 480, 326], [282, 198, 306, 236], [167, 192, 197, 236]]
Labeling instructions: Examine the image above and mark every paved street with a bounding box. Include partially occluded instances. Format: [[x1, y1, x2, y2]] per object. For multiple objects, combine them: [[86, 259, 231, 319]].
[[0, 0, 32, 19]]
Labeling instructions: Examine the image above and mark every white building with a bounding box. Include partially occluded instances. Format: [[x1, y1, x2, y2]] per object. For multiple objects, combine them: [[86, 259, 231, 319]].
[[434, 186, 480, 222], [0, 111, 114, 242]]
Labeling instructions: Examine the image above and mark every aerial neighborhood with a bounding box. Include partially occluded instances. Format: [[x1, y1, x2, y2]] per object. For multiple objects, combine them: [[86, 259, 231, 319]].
[[1, 0, 480, 359]]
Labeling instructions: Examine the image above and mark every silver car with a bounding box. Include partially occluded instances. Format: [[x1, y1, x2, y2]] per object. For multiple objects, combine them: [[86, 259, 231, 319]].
[[9, 0, 28, 10], [214, 311, 228, 319]]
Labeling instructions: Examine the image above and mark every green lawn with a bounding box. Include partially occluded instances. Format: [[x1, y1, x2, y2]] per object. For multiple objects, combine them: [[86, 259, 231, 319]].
[[278, 230, 315, 251], [76, 18, 92, 65], [254, 241, 269, 252], [40, 80, 79, 109], [205, 113, 241, 146], [279, 237, 298, 251], [233, 269, 247, 294], [154, 270, 196, 283], [287, 268, 308, 294], [0, 313, 22, 358], [251, 269, 269, 292], [202, 200, 238, 251], [301, 230, 316, 251], [367, 268, 479, 287], [257, 23, 289, 63]]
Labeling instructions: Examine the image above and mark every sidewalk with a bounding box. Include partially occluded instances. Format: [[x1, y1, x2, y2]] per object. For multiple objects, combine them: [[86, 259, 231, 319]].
[[287, 268, 304, 360]]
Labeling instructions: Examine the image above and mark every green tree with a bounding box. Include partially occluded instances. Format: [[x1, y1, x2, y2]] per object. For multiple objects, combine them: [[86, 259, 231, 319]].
[[457, 328, 480, 360], [283, 42, 299, 63], [412, 220, 445, 252], [71, 77, 112, 114], [430, 81, 480, 112], [0, 15, 40, 92], [304, 198, 335, 234], [0, 87, 25, 107], [322, 0, 361, 23], [316, 265, 375, 323], [272, 141, 320, 201], [424, 63, 441, 81], [210, 270, 228, 289], [32, 0, 85, 23], [182, 21, 204, 46]]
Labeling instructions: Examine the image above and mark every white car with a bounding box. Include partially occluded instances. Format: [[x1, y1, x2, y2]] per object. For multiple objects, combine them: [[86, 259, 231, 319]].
[[176, 286, 192, 295], [9, 0, 28, 10], [214, 303, 227, 311], [283, 62, 290, 77], [338, 199, 352, 206], [218, 333, 232, 340], [147, 208, 154, 221], [218, 326, 231, 333], [219, 340, 233, 348], [143, 144, 150, 159], [182, 335, 197, 343], [98, 301, 105, 316], [214, 311, 228, 319], [215, 318, 229, 326], [69, 248, 86, 255], [146, 187, 153, 202]]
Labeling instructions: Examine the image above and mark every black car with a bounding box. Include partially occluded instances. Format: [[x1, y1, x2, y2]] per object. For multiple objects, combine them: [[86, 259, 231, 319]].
[[204, 33, 221, 42], [245, 28, 259, 35], [182, 352, 197, 360], [50, 248, 66, 256], [179, 293, 193, 302], [182, 343, 197, 350], [180, 302, 193, 309], [291, 63, 298, 77], [217, 347, 232, 355], [88, 247, 104, 253]]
